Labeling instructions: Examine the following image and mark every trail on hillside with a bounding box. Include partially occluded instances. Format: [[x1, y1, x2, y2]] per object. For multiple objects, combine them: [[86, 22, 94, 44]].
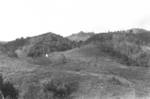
[[36, 66, 133, 87]]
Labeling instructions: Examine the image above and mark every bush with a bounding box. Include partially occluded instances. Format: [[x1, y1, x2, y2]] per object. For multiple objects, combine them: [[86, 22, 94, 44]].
[[57, 54, 67, 64], [7, 51, 18, 58], [0, 74, 19, 99], [1, 81, 19, 99], [30, 57, 52, 66], [97, 42, 136, 66], [39, 78, 78, 99], [27, 49, 43, 58]]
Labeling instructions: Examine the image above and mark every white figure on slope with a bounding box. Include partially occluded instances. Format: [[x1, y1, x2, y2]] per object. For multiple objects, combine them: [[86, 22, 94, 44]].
[[45, 54, 48, 57]]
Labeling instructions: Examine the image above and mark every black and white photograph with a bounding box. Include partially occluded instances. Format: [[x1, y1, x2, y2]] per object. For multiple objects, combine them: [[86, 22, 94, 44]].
[[0, 0, 150, 99]]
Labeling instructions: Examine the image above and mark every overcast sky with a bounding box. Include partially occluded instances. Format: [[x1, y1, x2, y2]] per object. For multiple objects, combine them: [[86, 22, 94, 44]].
[[0, 0, 150, 41]]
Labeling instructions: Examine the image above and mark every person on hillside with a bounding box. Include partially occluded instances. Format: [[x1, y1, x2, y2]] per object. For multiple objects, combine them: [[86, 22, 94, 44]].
[[45, 54, 48, 57]]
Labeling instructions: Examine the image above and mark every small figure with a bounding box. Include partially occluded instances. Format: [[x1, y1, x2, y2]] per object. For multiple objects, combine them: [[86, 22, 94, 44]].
[[45, 54, 48, 57]]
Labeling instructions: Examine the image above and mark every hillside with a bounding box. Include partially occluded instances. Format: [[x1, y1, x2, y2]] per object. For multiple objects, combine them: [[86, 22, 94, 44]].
[[0, 32, 78, 58], [1, 28, 150, 99], [67, 31, 94, 42], [83, 28, 150, 67], [1, 43, 149, 99], [22, 32, 77, 57]]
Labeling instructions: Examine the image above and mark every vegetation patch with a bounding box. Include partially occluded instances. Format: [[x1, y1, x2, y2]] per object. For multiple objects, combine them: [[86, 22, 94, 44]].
[[39, 78, 79, 99], [0, 74, 19, 99]]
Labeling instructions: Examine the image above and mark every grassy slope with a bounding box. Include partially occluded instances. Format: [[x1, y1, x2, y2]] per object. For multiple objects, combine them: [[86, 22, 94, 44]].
[[59, 44, 150, 98], [1, 44, 150, 99], [31, 45, 150, 98]]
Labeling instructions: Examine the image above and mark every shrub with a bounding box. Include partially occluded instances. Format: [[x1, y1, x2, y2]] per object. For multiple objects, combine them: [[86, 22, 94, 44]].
[[39, 78, 78, 99], [1, 81, 19, 99], [108, 77, 122, 85], [7, 51, 18, 58], [97, 42, 136, 66], [57, 54, 67, 64], [30, 57, 52, 66], [0, 74, 19, 99]]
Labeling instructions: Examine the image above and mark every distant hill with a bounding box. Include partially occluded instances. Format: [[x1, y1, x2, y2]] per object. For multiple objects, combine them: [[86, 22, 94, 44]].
[[0, 41, 7, 44], [67, 31, 94, 42], [1, 28, 150, 99], [22, 32, 76, 57], [126, 28, 147, 34], [2, 28, 150, 66], [0, 37, 29, 57], [83, 28, 150, 67], [0, 32, 77, 58]]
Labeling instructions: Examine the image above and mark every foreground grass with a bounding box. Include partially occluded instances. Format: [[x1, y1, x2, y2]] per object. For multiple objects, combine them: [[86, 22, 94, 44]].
[[1, 51, 150, 99]]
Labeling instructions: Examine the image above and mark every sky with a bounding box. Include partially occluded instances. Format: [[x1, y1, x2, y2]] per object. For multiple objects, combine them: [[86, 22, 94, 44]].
[[0, 0, 150, 41]]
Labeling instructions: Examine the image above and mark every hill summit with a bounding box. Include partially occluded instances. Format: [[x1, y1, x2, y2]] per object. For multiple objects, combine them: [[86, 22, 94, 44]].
[[67, 31, 94, 42], [126, 28, 147, 34]]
